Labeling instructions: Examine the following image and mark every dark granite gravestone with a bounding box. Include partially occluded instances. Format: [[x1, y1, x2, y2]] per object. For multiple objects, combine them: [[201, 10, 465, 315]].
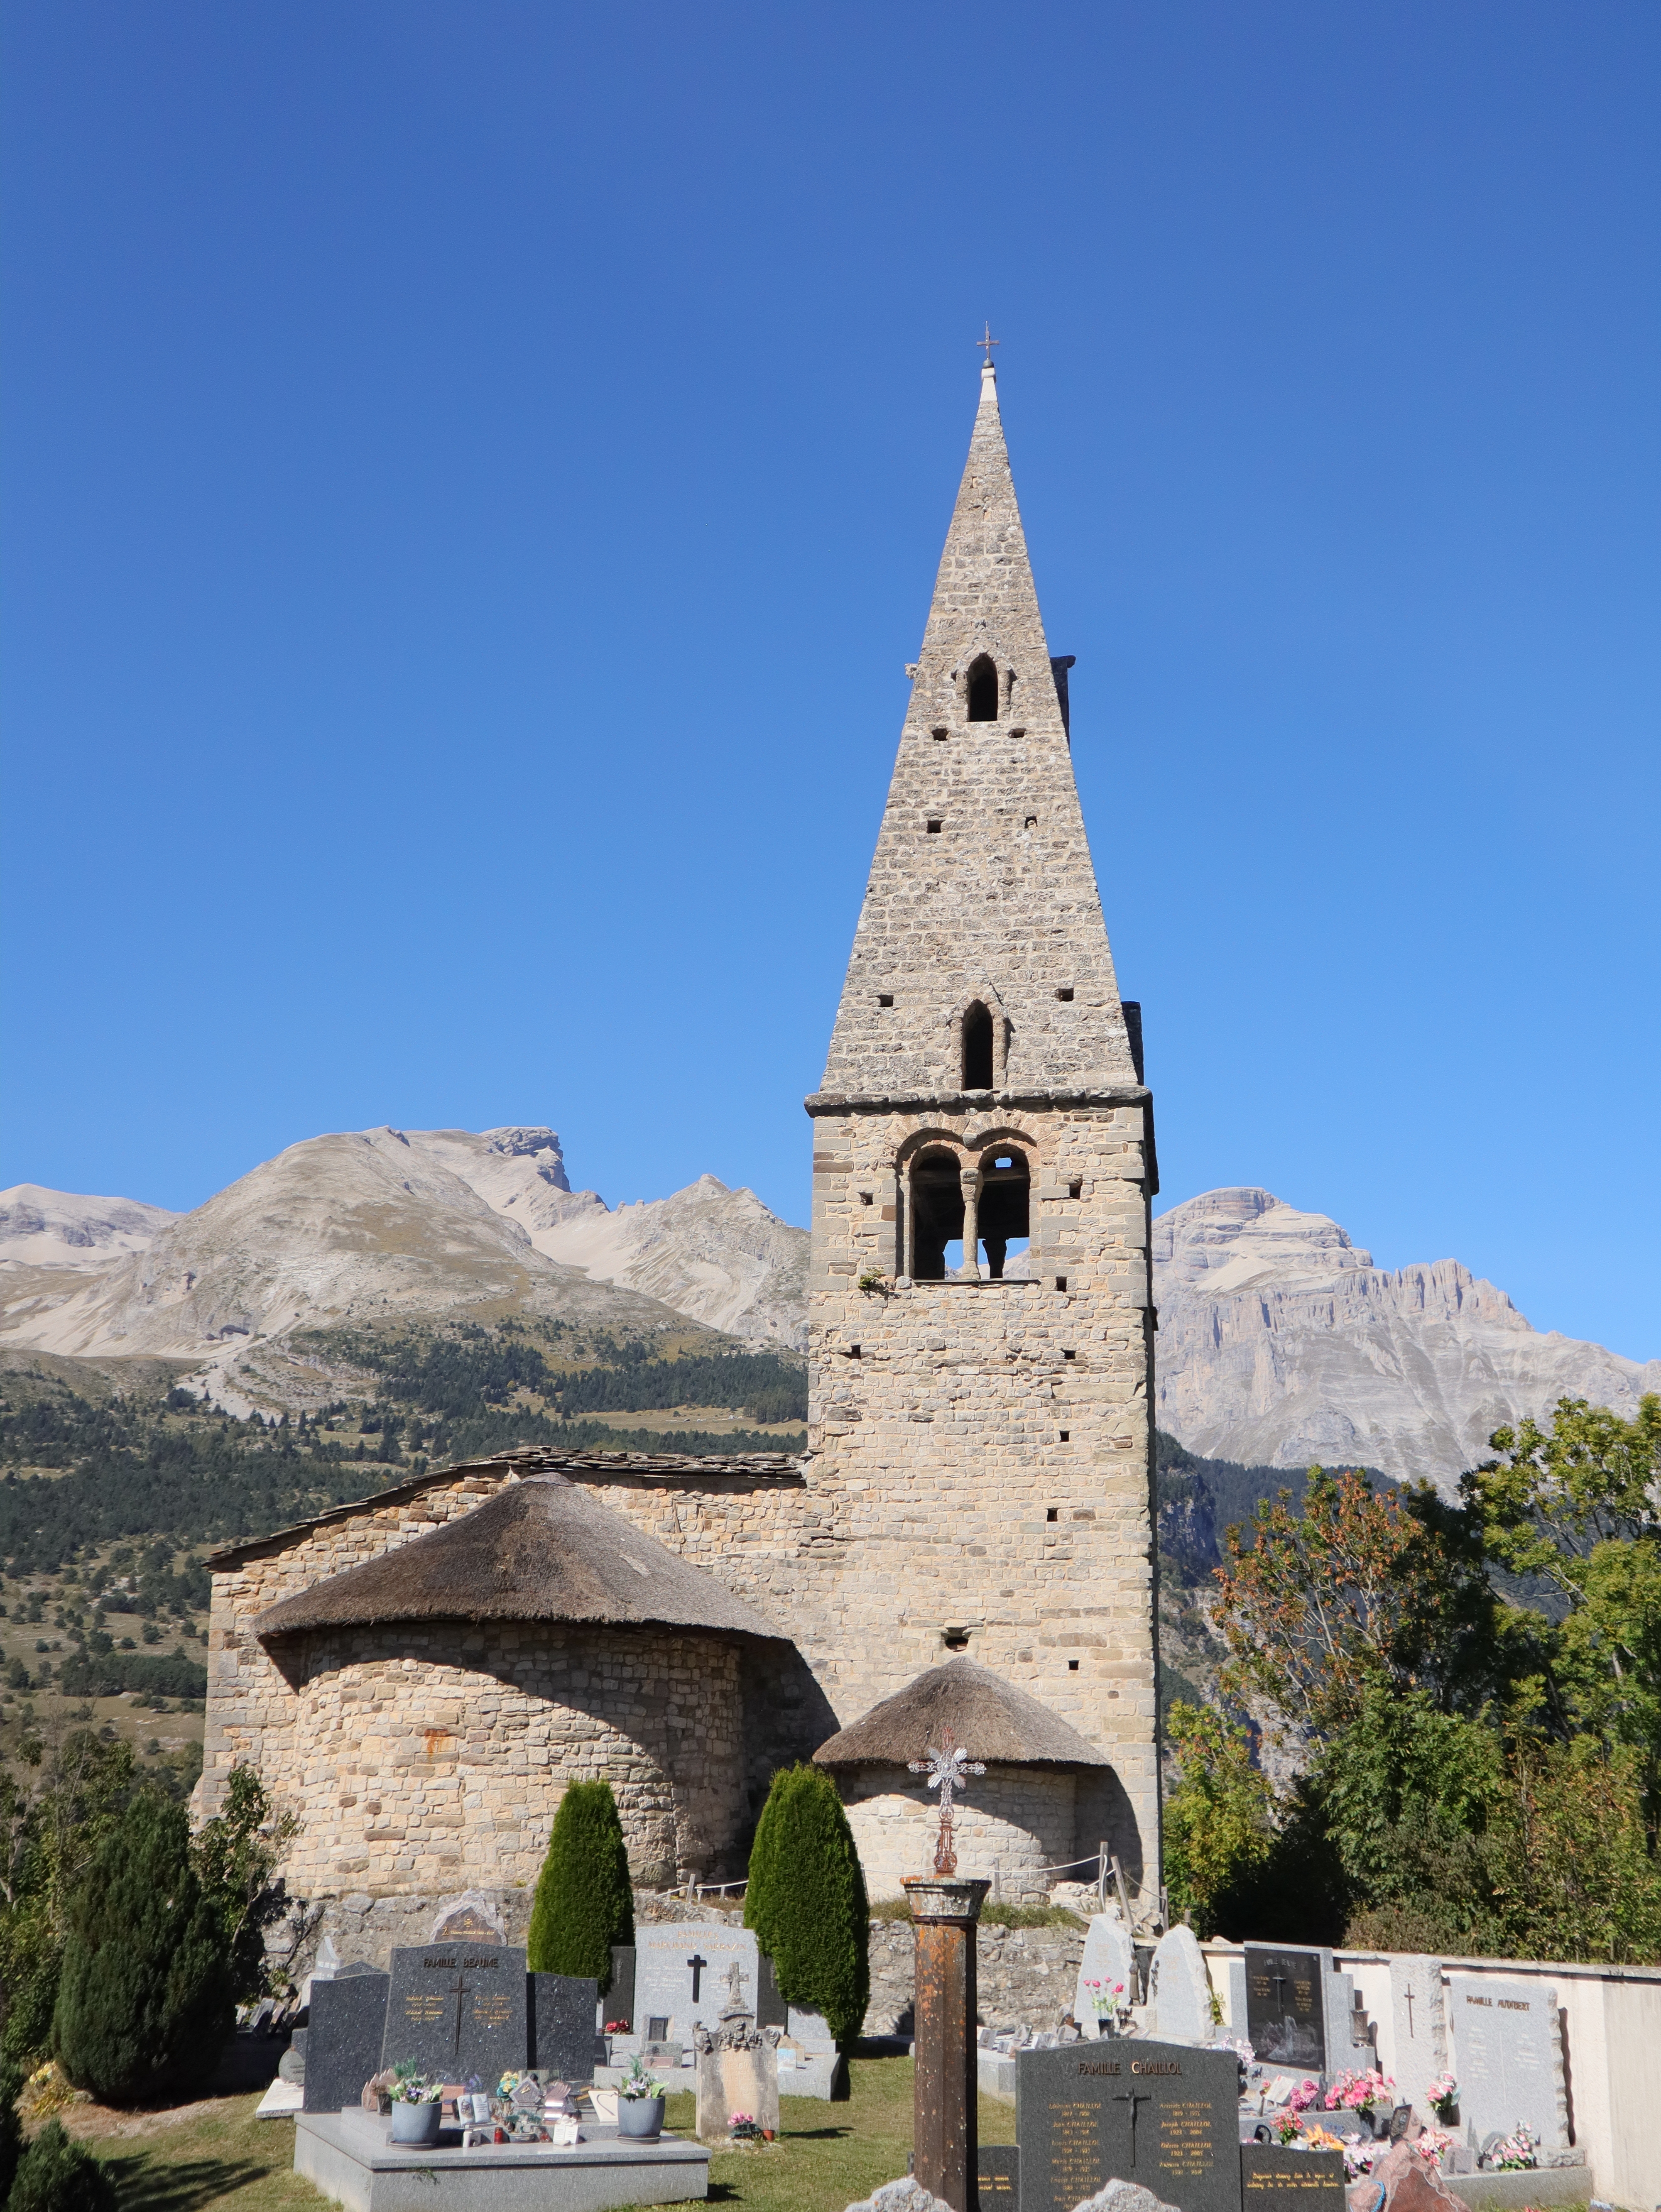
[[1015, 2038, 1241, 2212], [380, 1944, 527, 2084], [977, 2142, 1020, 2209], [607, 1945, 636, 2031], [529, 1973, 599, 2081], [1244, 1948, 1328, 2071], [1241, 2143, 1347, 2212], [755, 1952, 789, 2032], [302, 1972, 390, 2113]]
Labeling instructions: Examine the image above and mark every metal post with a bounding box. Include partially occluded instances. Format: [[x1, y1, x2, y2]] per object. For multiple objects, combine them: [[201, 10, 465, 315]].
[[904, 1875, 989, 2212]]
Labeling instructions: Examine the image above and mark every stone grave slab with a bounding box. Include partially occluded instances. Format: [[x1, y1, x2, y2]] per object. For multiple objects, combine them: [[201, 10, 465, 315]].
[[1075, 1913, 1137, 2031], [380, 1943, 527, 2085], [294, 2104, 710, 2212], [1149, 1927, 1214, 2046], [694, 2039, 779, 2143], [606, 1946, 636, 2033], [1447, 1977, 1568, 2149], [304, 1972, 391, 2114], [632, 1924, 758, 2048], [1389, 1958, 1449, 2124], [530, 1973, 600, 2080], [976, 2143, 1019, 2210], [1015, 2036, 1241, 2212], [1243, 1948, 1327, 2072], [1240, 2144, 1347, 2212]]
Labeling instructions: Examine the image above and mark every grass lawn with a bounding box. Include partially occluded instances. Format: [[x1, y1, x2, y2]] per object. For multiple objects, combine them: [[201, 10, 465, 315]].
[[54, 2055, 1016, 2212]]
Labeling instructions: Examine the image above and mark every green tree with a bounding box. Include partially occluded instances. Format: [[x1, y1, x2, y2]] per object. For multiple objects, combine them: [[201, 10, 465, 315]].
[[1483, 1736, 1661, 1963], [526, 1782, 634, 1996], [1162, 1701, 1277, 1936], [0, 1734, 140, 2068], [7, 2119, 117, 2212], [0, 2059, 24, 2207], [52, 1792, 235, 2103], [744, 1764, 868, 2056], [192, 1763, 298, 2002]]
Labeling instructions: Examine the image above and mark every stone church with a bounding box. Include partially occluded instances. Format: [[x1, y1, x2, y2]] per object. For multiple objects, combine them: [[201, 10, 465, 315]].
[[196, 357, 1160, 1934]]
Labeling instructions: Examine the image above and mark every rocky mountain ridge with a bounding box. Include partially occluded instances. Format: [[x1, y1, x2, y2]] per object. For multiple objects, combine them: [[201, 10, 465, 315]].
[[1153, 1187, 1661, 1488]]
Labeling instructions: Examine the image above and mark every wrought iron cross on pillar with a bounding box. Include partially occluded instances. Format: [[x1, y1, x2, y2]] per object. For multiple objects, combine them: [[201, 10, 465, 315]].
[[908, 1728, 986, 1877]]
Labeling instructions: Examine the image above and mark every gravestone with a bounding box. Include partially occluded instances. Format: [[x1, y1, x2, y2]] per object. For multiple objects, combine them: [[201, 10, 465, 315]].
[[694, 2036, 780, 2142], [302, 1972, 390, 2113], [380, 1943, 527, 2084], [976, 2143, 1019, 2209], [1149, 1927, 1213, 2046], [429, 1894, 504, 1944], [606, 1944, 636, 2031], [1074, 1913, 1137, 2031], [786, 2002, 836, 2052], [754, 1953, 789, 2031], [1015, 2036, 1241, 2212], [529, 1972, 599, 2080], [1243, 1948, 1327, 2071], [1389, 1958, 1448, 2124], [1240, 2144, 1347, 2212], [632, 1922, 759, 2046], [1447, 1976, 1568, 2148]]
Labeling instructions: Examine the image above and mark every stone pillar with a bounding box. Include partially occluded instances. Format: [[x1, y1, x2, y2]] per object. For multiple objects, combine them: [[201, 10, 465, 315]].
[[904, 1875, 989, 2212], [958, 1169, 983, 1280]]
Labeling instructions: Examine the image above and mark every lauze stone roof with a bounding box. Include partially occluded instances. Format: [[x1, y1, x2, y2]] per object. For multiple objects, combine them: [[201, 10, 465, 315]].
[[813, 1654, 1110, 1769], [253, 1471, 787, 1644]]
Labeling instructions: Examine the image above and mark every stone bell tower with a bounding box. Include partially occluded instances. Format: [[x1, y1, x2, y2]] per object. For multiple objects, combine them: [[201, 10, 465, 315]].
[[801, 357, 1162, 1887]]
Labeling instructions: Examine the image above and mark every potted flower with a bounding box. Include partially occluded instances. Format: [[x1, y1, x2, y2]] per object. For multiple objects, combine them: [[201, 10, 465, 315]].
[[1426, 2073, 1459, 2126], [1488, 2125, 1538, 2172], [729, 2112, 761, 2143], [388, 2063, 444, 2146], [1083, 1977, 1127, 2037], [616, 2053, 666, 2141]]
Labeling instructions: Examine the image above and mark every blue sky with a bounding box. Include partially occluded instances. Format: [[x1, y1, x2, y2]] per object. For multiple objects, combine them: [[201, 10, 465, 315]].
[[3, 2, 1657, 1359]]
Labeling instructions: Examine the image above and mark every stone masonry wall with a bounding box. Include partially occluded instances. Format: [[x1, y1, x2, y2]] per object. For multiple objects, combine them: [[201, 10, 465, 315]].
[[866, 1915, 1087, 2038], [839, 1766, 1078, 1902]]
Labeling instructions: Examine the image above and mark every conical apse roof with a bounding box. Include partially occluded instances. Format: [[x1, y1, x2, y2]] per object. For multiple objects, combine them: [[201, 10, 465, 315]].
[[255, 1473, 784, 1642], [812, 1655, 1108, 1769]]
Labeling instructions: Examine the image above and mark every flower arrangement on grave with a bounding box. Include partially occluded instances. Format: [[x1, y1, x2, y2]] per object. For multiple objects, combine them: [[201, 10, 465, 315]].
[[1083, 1977, 1127, 2030], [729, 2112, 761, 2141], [389, 2061, 443, 2104], [1296, 2124, 1347, 2156], [1488, 2124, 1539, 2171], [618, 2053, 663, 2102], [1287, 2078, 1321, 2113], [605, 2019, 631, 2035], [1426, 2072, 1459, 2122], [1271, 2110, 1303, 2145], [1414, 2128, 1456, 2168], [1341, 2138, 1383, 2181], [1324, 2068, 1396, 2119]]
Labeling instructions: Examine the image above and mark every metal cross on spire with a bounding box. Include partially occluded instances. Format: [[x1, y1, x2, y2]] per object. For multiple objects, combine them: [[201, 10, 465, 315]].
[[977, 322, 1000, 365], [908, 1726, 986, 1877]]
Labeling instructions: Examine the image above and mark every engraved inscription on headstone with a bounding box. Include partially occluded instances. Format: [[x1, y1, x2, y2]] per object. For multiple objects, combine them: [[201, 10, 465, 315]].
[[303, 1972, 390, 2113], [976, 2143, 1019, 2208], [631, 1923, 759, 2046], [1448, 1977, 1568, 2148], [1244, 1948, 1328, 2071], [381, 1945, 528, 2082], [1240, 2144, 1347, 2212], [1015, 2038, 1241, 2212], [529, 1973, 599, 2080]]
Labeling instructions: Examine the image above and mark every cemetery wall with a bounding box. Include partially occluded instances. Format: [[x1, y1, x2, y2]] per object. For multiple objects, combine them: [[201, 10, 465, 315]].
[[1203, 1941, 1661, 2212], [838, 1765, 1079, 1901], [865, 1913, 1087, 2038]]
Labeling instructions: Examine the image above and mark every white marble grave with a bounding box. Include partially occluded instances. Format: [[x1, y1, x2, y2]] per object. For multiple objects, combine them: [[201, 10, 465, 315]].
[[1072, 1912, 1136, 2032], [1148, 1925, 1213, 2045], [1390, 1955, 1449, 2123]]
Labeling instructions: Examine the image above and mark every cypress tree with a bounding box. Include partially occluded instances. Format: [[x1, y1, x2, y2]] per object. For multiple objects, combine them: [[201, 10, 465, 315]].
[[51, 1793, 235, 2104], [744, 1764, 869, 2053], [7, 2120, 117, 2212], [526, 1781, 634, 1996]]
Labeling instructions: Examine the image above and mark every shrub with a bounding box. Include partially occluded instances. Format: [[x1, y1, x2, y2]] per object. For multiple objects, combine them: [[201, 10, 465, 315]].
[[0, 2060, 22, 2205], [51, 1793, 234, 2103], [7, 2120, 116, 2212], [526, 1781, 634, 1996], [744, 1764, 868, 2052]]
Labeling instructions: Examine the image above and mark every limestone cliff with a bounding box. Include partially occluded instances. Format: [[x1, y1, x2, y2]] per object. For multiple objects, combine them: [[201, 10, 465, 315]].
[[1153, 1187, 1661, 1489]]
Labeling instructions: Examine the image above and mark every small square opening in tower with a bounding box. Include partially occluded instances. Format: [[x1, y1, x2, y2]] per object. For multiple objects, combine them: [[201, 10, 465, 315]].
[[859, 1191, 873, 1205], [1024, 814, 1037, 828], [1055, 1276, 1067, 1292], [1056, 986, 1075, 1002], [1063, 1349, 1076, 1361], [1058, 1429, 1071, 1443], [926, 818, 943, 834], [1068, 1659, 1080, 1672], [943, 1629, 969, 1652], [1046, 1507, 1058, 1523], [1068, 1179, 1082, 1199], [931, 726, 949, 741], [877, 993, 894, 1007]]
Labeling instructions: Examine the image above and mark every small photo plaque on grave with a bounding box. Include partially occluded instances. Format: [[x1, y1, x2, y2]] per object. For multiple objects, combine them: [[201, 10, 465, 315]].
[[381, 1944, 527, 2083], [1016, 2036, 1240, 2212], [1241, 2144, 1347, 2210], [1244, 1947, 1328, 2072]]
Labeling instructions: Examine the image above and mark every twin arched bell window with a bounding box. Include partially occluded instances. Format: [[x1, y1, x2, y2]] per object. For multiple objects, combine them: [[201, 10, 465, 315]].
[[906, 1144, 1031, 1281]]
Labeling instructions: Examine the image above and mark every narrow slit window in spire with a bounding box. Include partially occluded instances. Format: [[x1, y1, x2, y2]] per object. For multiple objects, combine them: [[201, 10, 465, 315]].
[[966, 655, 998, 722], [962, 1002, 994, 1090]]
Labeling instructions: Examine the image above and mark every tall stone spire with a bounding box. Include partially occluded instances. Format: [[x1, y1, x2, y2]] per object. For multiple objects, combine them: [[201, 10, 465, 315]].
[[817, 360, 1142, 1103]]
